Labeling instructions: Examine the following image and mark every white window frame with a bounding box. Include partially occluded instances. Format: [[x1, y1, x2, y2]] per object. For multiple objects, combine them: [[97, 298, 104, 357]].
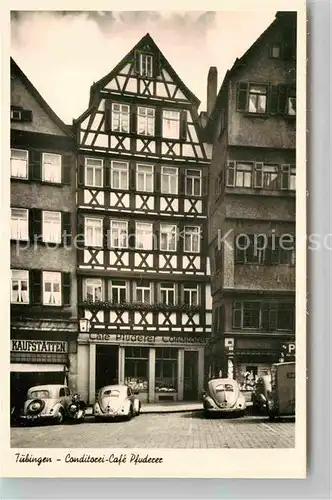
[[160, 224, 177, 252], [160, 283, 176, 305], [161, 166, 178, 195], [136, 164, 154, 192], [162, 110, 180, 139], [42, 153, 62, 184], [111, 103, 130, 133], [248, 84, 268, 114], [83, 278, 103, 302], [287, 96, 296, 116], [42, 211, 62, 244], [85, 158, 103, 188], [11, 270, 29, 304], [137, 107, 155, 136], [84, 217, 103, 247], [184, 226, 201, 253], [140, 53, 153, 78], [136, 222, 153, 250], [42, 271, 61, 306], [183, 285, 199, 307], [11, 208, 29, 241], [185, 169, 202, 197], [111, 161, 128, 190], [135, 282, 152, 304], [110, 280, 128, 303], [110, 220, 128, 249], [11, 149, 28, 179]]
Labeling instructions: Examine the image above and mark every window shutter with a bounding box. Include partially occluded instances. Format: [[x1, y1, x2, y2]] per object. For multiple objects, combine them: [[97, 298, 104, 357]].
[[77, 155, 85, 186], [155, 107, 162, 137], [62, 212, 72, 246], [153, 52, 161, 77], [236, 82, 249, 112], [277, 84, 288, 114], [21, 110, 32, 122], [77, 214, 85, 248], [62, 154, 73, 185], [29, 208, 42, 242], [134, 50, 140, 74], [105, 99, 112, 131], [281, 164, 290, 189], [62, 272, 71, 306], [28, 150, 41, 181], [30, 269, 42, 305], [268, 85, 279, 114], [130, 104, 137, 135], [226, 161, 236, 187], [254, 163, 264, 188], [202, 171, 208, 196], [179, 110, 187, 141]]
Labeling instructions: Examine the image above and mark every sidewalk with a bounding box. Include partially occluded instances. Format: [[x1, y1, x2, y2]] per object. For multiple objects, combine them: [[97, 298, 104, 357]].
[[141, 402, 202, 414]]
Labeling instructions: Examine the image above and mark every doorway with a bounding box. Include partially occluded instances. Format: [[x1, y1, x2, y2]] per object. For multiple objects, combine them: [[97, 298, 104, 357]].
[[183, 350, 199, 401], [95, 345, 118, 393]]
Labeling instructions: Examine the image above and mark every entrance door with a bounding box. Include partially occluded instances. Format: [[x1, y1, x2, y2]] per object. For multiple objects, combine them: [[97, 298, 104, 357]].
[[183, 350, 199, 401], [95, 346, 118, 394]]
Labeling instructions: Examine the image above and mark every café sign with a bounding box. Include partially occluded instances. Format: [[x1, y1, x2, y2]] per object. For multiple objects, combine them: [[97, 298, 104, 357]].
[[11, 340, 68, 353], [87, 333, 207, 345]]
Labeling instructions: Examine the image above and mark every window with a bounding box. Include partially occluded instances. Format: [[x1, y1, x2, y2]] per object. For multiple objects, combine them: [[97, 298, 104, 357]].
[[42, 211, 61, 244], [281, 165, 296, 190], [226, 162, 252, 188], [248, 84, 268, 114], [11, 149, 28, 179], [11, 109, 22, 120], [110, 220, 128, 248], [137, 107, 155, 136], [83, 278, 103, 302], [42, 153, 61, 184], [136, 164, 154, 192], [162, 110, 180, 139], [161, 166, 178, 194], [235, 235, 268, 265], [155, 347, 178, 393], [85, 158, 103, 187], [111, 103, 130, 133], [233, 301, 295, 331], [269, 43, 281, 58], [111, 161, 128, 190], [185, 169, 202, 197], [43, 272, 61, 306], [110, 280, 127, 303], [183, 284, 198, 306], [11, 208, 28, 241], [11, 270, 29, 304], [135, 281, 151, 304], [254, 164, 279, 189], [160, 224, 177, 251], [125, 347, 149, 393], [85, 218, 103, 247], [140, 54, 153, 77], [184, 226, 201, 253], [287, 89, 296, 116], [136, 222, 153, 250], [160, 283, 176, 305]]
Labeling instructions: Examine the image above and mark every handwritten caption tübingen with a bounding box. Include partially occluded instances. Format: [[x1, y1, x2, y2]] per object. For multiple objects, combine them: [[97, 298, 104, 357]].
[[15, 452, 163, 467]]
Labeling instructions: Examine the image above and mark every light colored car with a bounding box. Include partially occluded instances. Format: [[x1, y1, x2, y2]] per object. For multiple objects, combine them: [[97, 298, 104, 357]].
[[21, 384, 71, 425], [94, 384, 141, 421], [267, 362, 295, 420], [202, 378, 246, 417]]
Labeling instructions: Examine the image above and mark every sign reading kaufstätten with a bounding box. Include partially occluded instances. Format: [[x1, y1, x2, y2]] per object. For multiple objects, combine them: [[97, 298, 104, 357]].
[[11, 340, 68, 353]]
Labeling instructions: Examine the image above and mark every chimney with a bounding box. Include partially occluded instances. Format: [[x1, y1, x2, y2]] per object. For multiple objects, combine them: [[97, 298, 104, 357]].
[[207, 66, 218, 116]]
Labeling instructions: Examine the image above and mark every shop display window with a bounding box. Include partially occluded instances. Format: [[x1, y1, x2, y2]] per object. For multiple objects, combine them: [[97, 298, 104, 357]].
[[124, 347, 149, 393], [155, 347, 178, 393]]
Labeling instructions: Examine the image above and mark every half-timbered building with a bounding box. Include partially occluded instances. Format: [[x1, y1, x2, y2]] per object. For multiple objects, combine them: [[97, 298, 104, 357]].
[[74, 34, 212, 404]]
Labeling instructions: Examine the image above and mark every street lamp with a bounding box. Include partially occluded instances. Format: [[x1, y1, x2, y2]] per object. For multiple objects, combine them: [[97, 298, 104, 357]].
[[79, 318, 91, 333]]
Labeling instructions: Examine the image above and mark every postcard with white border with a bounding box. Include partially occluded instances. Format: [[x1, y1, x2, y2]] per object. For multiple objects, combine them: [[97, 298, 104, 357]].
[[0, 0, 307, 479]]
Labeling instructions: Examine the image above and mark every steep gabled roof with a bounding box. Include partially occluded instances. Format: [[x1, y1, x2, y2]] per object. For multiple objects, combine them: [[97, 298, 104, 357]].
[[10, 58, 74, 137]]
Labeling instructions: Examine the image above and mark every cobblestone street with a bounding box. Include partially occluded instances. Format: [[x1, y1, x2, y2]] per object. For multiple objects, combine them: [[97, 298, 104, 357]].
[[11, 412, 295, 449]]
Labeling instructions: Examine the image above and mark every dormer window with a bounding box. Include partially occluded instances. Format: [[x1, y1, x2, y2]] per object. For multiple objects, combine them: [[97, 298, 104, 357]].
[[11, 109, 22, 120], [140, 53, 153, 78], [10, 106, 32, 122]]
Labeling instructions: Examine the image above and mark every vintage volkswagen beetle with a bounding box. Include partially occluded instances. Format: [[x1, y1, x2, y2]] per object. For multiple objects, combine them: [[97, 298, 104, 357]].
[[202, 378, 246, 417], [94, 384, 141, 421], [21, 384, 71, 424]]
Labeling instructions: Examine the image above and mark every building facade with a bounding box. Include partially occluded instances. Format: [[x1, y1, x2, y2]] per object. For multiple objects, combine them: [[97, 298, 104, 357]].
[[74, 34, 212, 404], [204, 12, 296, 389], [10, 59, 78, 409]]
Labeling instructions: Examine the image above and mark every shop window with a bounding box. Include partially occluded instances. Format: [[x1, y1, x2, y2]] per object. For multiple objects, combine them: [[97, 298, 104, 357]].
[[124, 346, 149, 393], [155, 347, 178, 394]]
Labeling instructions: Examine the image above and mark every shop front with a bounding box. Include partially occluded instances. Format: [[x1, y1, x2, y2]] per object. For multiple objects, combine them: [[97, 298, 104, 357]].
[[77, 332, 207, 404]]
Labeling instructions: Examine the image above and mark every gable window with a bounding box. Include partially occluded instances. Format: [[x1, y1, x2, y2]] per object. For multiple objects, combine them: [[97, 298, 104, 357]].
[[136, 222, 153, 250], [183, 284, 198, 306], [42, 211, 61, 244], [140, 53, 153, 78], [110, 220, 128, 249], [160, 224, 177, 252], [185, 169, 202, 196], [110, 280, 127, 303], [11, 270, 29, 304], [137, 107, 155, 136], [161, 166, 178, 194], [184, 226, 201, 253], [42, 153, 61, 184], [11, 208, 28, 241], [85, 158, 103, 187], [111, 161, 128, 190], [11, 149, 28, 179], [248, 84, 268, 114], [83, 278, 103, 302], [136, 164, 154, 192], [43, 271, 61, 306], [226, 162, 252, 188], [162, 110, 180, 139], [85, 217, 103, 247], [160, 282, 176, 305], [112, 103, 130, 133], [135, 281, 151, 304]]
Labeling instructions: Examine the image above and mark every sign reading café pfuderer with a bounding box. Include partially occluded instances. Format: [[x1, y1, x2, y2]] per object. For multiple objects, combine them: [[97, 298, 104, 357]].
[[82, 333, 207, 345]]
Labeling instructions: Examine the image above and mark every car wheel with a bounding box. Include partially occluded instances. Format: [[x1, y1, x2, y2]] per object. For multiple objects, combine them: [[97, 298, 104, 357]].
[[56, 409, 64, 425], [136, 403, 141, 416], [126, 407, 133, 421]]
